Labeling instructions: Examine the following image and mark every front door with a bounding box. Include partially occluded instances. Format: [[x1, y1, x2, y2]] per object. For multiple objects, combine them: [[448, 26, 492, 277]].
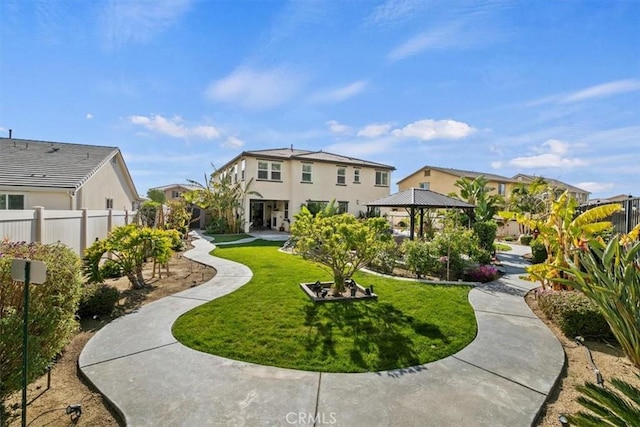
[[250, 201, 265, 229]]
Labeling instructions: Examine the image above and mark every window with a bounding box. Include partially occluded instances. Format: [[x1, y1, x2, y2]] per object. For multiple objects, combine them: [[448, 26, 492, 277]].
[[172, 190, 181, 198], [423, 169, 431, 177], [302, 163, 312, 182], [234, 164, 238, 183], [498, 183, 506, 196], [258, 161, 269, 180], [0, 194, 24, 210], [375, 170, 389, 186], [241, 159, 246, 181], [271, 162, 282, 181], [419, 182, 430, 190], [337, 167, 346, 185], [106, 198, 114, 209], [353, 168, 360, 183], [284, 201, 289, 219], [338, 201, 348, 213]]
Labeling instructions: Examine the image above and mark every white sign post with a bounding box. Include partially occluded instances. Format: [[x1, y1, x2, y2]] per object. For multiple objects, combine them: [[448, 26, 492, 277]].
[[11, 259, 47, 427]]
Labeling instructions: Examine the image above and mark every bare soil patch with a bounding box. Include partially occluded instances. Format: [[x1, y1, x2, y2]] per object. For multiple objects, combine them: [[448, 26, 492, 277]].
[[526, 291, 640, 426], [5, 246, 216, 426]]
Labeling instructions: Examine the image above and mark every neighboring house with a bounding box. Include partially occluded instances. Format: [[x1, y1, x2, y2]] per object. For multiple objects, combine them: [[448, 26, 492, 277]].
[[0, 137, 140, 210], [397, 165, 519, 198], [215, 147, 395, 232], [512, 174, 590, 204], [150, 183, 200, 201]]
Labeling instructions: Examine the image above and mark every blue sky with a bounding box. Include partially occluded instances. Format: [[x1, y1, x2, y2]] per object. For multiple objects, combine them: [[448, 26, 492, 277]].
[[1, 0, 638, 199]]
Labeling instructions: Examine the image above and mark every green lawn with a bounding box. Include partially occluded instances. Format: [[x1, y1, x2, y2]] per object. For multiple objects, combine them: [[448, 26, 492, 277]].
[[172, 240, 477, 373], [208, 233, 252, 243], [494, 242, 513, 252]]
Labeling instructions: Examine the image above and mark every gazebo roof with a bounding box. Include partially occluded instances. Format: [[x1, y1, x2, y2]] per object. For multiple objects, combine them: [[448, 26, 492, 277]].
[[366, 188, 475, 209]]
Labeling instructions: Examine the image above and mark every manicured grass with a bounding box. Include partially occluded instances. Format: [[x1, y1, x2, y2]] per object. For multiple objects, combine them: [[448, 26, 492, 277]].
[[173, 240, 477, 373], [494, 242, 513, 252], [208, 233, 252, 243]]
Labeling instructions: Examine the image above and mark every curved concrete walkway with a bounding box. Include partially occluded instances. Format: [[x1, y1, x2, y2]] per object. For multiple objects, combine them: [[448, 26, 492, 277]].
[[79, 235, 564, 426]]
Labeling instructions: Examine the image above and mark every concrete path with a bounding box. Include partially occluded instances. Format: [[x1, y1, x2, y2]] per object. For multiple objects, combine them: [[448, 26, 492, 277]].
[[79, 236, 564, 426]]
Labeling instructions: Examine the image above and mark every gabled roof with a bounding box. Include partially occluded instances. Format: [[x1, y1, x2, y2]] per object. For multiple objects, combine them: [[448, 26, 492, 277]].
[[226, 147, 395, 170], [0, 137, 137, 194], [397, 165, 518, 185], [151, 183, 200, 192], [366, 188, 475, 208], [512, 174, 590, 195]]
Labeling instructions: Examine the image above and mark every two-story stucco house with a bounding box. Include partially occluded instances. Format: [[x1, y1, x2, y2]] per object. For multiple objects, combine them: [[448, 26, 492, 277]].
[[397, 165, 519, 198], [216, 147, 395, 232], [512, 174, 590, 204], [0, 137, 140, 210], [150, 183, 200, 202]]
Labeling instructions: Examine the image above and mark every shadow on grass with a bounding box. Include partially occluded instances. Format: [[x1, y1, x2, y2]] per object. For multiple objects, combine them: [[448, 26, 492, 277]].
[[303, 301, 447, 372]]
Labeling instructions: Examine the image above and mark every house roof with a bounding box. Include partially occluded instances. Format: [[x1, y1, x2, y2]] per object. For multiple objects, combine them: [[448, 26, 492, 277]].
[[223, 147, 395, 170], [366, 188, 475, 209], [0, 137, 138, 195], [397, 165, 518, 185], [512, 174, 590, 195], [151, 183, 200, 192]]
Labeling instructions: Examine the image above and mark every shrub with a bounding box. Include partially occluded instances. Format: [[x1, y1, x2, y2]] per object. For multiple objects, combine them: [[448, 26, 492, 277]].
[[472, 221, 498, 251], [465, 265, 499, 282], [519, 234, 533, 246], [206, 217, 229, 235], [503, 235, 516, 242], [100, 258, 122, 279], [471, 247, 492, 265], [0, 242, 82, 413], [537, 290, 613, 339], [77, 284, 120, 317], [400, 239, 439, 278], [530, 238, 547, 264], [369, 241, 400, 275]]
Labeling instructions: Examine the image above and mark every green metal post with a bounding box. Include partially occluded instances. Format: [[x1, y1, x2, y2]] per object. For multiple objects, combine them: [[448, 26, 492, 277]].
[[21, 261, 30, 427]]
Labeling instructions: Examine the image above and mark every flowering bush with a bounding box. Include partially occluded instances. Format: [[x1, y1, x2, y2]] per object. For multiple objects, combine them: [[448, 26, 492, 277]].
[[464, 265, 499, 283]]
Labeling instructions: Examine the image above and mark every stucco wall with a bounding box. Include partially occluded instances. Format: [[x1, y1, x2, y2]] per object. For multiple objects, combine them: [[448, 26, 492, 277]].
[[79, 156, 137, 210], [399, 168, 516, 198]]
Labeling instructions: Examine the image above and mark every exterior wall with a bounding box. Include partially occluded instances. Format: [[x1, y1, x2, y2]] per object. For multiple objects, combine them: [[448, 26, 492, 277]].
[[234, 155, 392, 232], [0, 189, 71, 210], [398, 168, 516, 198], [79, 156, 138, 210]]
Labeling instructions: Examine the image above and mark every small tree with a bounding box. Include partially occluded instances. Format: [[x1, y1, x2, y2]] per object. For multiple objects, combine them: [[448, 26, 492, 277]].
[[166, 200, 191, 238], [146, 188, 167, 204], [291, 208, 393, 295], [137, 200, 161, 227], [83, 225, 174, 289]]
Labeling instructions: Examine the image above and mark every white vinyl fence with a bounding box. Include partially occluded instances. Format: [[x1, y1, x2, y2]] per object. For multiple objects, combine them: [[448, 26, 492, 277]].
[[0, 207, 135, 255]]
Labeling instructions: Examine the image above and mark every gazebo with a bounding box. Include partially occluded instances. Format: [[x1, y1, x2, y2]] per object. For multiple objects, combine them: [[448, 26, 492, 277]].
[[366, 188, 475, 240]]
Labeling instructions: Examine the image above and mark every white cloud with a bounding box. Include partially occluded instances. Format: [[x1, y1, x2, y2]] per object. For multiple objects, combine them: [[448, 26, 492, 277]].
[[205, 67, 303, 109], [309, 80, 368, 103], [325, 120, 351, 134], [100, 0, 192, 49], [575, 182, 614, 193], [562, 79, 640, 103], [508, 139, 586, 169], [366, 0, 426, 26], [324, 137, 395, 158], [391, 119, 475, 140], [357, 123, 392, 138], [491, 161, 503, 169], [223, 136, 244, 149], [128, 114, 220, 140], [86, 113, 94, 120]]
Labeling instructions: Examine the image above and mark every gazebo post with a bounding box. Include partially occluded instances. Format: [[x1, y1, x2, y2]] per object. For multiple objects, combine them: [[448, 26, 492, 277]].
[[410, 206, 416, 240], [419, 208, 424, 239]]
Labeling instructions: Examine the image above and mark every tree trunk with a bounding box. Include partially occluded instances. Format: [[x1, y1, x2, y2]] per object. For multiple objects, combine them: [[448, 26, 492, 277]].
[[332, 272, 345, 296], [127, 271, 145, 289]]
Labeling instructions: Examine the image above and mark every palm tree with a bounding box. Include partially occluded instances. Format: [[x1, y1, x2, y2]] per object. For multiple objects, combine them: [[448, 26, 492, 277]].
[[450, 176, 504, 223]]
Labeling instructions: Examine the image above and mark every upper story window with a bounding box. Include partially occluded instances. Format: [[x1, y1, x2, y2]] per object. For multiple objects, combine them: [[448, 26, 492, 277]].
[[234, 164, 238, 183], [353, 168, 360, 183], [337, 167, 346, 185], [241, 159, 246, 181], [258, 160, 282, 181], [375, 170, 389, 187], [423, 169, 431, 177], [257, 161, 269, 180], [498, 183, 506, 196], [302, 163, 312, 183], [419, 182, 430, 190], [0, 194, 24, 210], [172, 190, 181, 198], [106, 198, 114, 209], [271, 162, 282, 180]]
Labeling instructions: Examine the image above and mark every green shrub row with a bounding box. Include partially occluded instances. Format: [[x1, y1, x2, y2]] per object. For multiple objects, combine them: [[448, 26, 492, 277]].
[[537, 290, 613, 339]]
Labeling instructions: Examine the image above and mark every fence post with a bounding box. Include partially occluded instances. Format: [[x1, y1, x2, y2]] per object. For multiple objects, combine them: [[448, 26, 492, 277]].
[[625, 197, 632, 233], [108, 208, 113, 232], [80, 208, 88, 255], [34, 206, 44, 243]]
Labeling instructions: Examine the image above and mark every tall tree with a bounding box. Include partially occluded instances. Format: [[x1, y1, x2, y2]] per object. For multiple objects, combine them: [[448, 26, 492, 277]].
[[146, 188, 167, 204], [450, 176, 504, 223]]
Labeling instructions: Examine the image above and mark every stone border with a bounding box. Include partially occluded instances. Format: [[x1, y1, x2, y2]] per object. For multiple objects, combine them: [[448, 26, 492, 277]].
[[299, 281, 378, 302]]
